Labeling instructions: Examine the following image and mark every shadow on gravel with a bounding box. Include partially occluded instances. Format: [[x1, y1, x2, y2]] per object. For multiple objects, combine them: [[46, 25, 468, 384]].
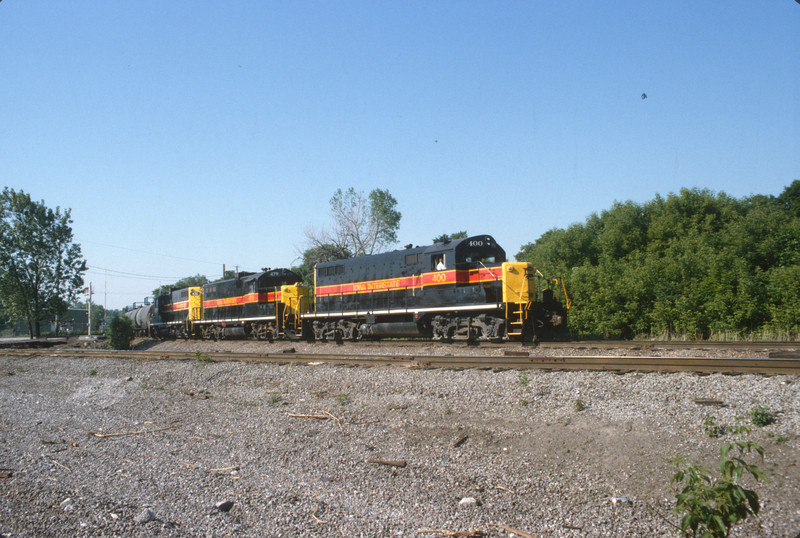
[[131, 338, 164, 351]]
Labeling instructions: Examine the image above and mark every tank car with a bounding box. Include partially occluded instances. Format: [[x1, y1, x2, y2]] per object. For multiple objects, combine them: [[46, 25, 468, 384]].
[[123, 301, 155, 336]]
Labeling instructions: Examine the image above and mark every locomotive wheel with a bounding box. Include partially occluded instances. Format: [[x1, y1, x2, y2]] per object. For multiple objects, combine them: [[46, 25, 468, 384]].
[[253, 323, 267, 341]]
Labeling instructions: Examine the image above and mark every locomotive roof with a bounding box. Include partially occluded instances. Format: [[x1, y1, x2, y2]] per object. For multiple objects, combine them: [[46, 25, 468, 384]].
[[213, 267, 300, 287], [316, 234, 503, 268]]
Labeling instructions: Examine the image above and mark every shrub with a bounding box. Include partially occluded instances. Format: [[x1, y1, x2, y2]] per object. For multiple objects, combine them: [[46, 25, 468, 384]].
[[750, 406, 776, 427], [704, 415, 725, 438], [671, 419, 765, 537], [107, 315, 134, 350], [518, 372, 529, 387]]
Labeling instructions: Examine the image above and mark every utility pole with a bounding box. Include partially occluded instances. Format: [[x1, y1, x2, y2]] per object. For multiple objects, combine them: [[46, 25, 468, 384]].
[[87, 283, 93, 337], [104, 270, 108, 334]]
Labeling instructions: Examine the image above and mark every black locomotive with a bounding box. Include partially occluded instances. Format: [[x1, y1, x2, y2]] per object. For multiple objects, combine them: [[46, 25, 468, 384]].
[[309, 234, 568, 342], [125, 234, 569, 342]]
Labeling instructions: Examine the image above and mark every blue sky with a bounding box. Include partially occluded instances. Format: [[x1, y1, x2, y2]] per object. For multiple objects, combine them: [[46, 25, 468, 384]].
[[1, 1, 798, 309]]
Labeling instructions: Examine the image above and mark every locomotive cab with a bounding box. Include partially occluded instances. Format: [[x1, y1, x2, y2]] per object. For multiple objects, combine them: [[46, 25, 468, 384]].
[[453, 235, 506, 269]]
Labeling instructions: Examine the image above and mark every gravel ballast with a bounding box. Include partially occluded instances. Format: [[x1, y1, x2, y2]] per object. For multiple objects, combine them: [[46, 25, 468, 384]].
[[1, 343, 799, 537]]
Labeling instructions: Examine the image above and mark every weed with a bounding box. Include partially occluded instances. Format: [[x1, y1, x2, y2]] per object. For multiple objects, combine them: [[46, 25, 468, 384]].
[[444, 407, 453, 416], [335, 393, 349, 406], [88, 368, 97, 377], [518, 372, 529, 387], [268, 393, 282, 406], [15, 365, 24, 373], [519, 397, 529, 407], [704, 415, 725, 438], [574, 399, 586, 412], [671, 418, 765, 538], [750, 406, 776, 427], [195, 351, 211, 365], [775, 435, 788, 444]]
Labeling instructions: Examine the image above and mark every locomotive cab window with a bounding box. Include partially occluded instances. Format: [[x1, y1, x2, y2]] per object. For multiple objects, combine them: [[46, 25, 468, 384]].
[[432, 254, 446, 271], [456, 241, 506, 267], [463, 253, 499, 263]]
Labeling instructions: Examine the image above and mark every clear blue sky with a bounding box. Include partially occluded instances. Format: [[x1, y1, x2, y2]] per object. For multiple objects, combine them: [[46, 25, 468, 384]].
[[2, 1, 798, 309]]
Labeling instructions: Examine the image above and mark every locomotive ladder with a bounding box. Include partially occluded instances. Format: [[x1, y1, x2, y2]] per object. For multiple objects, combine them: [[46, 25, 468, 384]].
[[505, 302, 528, 338]]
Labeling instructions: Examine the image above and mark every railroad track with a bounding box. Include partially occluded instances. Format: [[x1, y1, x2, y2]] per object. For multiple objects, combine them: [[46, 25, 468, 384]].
[[3, 347, 799, 375]]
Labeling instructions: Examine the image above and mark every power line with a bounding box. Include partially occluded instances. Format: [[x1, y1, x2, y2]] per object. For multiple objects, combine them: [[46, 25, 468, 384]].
[[79, 239, 222, 266], [87, 266, 182, 281]]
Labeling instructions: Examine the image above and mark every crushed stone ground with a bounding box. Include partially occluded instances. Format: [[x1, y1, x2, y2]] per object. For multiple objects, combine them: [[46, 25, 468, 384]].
[[0, 340, 798, 537]]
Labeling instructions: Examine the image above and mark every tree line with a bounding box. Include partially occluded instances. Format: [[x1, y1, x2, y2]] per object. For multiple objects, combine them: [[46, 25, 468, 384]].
[[3, 181, 797, 341], [517, 181, 800, 339]]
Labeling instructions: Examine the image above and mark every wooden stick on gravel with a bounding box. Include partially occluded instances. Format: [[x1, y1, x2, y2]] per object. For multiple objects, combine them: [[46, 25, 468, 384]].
[[321, 410, 344, 431], [490, 523, 536, 538], [288, 413, 329, 420], [49, 459, 72, 472], [367, 459, 407, 468], [493, 485, 516, 494], [208, 465, 240, 472], [416, 529, 486, 537], [91, 426, 177, 438]]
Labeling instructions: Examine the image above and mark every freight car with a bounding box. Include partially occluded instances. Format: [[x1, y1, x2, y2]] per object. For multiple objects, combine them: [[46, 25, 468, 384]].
[[125, 234, 568, 343], [122, 301, 155, 337], [305, 234, 568, 342]]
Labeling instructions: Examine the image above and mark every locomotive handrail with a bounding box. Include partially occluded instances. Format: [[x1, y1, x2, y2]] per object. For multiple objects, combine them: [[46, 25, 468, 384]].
[[550, 277, 572, 310]]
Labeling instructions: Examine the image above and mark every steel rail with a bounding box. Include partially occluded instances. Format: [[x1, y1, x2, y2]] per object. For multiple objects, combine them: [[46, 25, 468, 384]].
[[537, 340, 800, 350], [2, 348, 799, 375]]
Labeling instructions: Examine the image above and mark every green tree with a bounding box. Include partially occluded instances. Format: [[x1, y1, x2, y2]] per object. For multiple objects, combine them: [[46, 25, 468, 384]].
[[777, 179, 800, 216], [152, 274, 209, 297], [516, 184, 800, 339], [107, 315, 134, 350], [293, 243, 352, 284], [0, 188, 87, 338], [305, 187, 401, 258], [72, 301, 107, 333], [432, 231, 468, 243], [0, 298, 9, 334]]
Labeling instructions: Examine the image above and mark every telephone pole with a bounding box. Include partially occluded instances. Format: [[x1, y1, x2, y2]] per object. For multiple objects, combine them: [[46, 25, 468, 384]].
[[87, 283, 93, 337]]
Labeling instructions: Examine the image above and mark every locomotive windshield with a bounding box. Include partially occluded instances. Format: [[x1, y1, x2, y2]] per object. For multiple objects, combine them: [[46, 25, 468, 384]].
[[454, 236, 506, 266], [461, 249, 503, 264]]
